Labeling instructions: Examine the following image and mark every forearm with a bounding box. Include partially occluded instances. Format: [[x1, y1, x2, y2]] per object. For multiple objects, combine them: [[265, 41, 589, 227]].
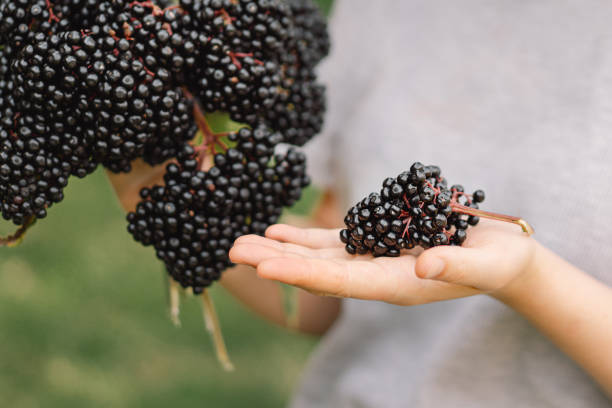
[[220, 265, 288, 326], [221, 264, 341, 335], [495, 244, 612, 396]]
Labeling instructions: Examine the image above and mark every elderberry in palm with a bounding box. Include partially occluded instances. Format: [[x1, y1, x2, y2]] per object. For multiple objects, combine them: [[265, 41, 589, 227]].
[[340, 163, 486, 257]]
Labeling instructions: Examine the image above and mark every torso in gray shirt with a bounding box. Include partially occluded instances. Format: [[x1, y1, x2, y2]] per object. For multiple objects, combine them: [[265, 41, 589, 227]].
[[297, 0, 612, 406]]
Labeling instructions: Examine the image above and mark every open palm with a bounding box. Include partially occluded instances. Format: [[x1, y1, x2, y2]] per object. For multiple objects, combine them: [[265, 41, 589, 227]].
[[229, 220, 537, 306]]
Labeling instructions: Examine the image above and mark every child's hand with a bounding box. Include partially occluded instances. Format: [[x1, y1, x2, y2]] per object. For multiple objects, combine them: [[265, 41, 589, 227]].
[[229, 220, 539, 305]]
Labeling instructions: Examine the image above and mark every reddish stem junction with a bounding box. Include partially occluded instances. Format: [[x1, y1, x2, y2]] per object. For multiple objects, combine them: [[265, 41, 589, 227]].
[[399, 184, 534, 237], [214, 9, 236, 26], [46, 0, 60, 23], [128, 1, 184, 17], [182, 88, 231, 172], [228, 52, 263, 70]]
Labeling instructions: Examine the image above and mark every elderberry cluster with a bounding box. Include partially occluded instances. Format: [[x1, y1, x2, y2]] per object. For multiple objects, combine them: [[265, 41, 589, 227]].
[[128, 125, 310, 294], [341, 163, 486, 257], [0, 0, 328, 292]]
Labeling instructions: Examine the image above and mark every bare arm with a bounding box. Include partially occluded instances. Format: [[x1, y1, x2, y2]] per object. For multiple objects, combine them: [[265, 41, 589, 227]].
[[107, 162, 341, 335], [494, 245, 612, 396]]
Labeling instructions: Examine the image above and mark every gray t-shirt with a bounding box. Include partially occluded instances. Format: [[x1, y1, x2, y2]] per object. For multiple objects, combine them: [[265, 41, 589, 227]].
[[296, 0, 612, 407]]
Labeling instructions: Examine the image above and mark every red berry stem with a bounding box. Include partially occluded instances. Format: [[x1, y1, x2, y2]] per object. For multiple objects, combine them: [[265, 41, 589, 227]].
[[0, 216, 36, 247], [128, 1, 185, 17], [45, 0, 60, 23], [214, 9, 236, 26], [450, 203, 534, 235], [182, 87, 232, 171], [122, 22, 134, 40]]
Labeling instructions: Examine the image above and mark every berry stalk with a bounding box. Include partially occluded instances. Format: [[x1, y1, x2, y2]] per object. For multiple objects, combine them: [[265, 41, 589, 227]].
[[450, 203, 534, 235], [0, 217, 36, 247]]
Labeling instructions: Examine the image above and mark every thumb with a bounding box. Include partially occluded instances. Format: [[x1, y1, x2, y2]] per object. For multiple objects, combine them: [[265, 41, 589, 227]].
[[415, 245, 496, 290]]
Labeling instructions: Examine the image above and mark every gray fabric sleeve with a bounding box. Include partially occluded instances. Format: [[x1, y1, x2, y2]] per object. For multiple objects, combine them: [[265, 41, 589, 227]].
[[304, 0, 380, 191]]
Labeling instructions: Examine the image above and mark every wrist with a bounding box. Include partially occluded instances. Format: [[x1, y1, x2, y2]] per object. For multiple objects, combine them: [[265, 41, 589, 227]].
[[490, 240, 549, 305]]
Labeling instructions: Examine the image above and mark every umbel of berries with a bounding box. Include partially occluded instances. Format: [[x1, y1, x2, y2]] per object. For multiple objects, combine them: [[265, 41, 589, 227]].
[[0, 0, 329, 370], [340, 162, 534, 257]]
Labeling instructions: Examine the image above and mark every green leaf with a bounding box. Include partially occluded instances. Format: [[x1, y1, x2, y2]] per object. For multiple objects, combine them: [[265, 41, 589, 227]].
[[218, 135, 237, 152], [192, 130, 204, 146], [205, 111, 248, 134]]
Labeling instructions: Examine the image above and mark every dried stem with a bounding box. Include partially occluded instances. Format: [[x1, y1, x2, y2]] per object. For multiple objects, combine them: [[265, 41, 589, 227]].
[[201, 290, 234, 371], [168, 278, 181, 327], [0, 216, 36, 247]]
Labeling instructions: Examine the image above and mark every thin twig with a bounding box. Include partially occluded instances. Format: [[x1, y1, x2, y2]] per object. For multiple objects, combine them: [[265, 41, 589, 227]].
[[201, 290, 234, 371], [168, 278, 181, 327], [0, 216, 36, 247]]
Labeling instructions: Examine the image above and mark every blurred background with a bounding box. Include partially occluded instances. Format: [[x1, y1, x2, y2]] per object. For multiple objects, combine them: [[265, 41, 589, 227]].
[[0, 1, 333, 407]]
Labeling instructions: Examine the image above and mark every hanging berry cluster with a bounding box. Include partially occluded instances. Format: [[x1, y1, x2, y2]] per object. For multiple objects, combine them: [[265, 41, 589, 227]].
[[0, 0, 329, 292]]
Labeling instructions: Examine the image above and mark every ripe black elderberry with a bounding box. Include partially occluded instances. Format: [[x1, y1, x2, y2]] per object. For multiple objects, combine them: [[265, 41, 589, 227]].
[[341, 163, 483, 256], [341, 163, 534, 257]]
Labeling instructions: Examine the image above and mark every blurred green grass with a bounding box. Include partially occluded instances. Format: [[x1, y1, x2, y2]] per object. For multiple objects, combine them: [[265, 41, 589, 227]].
[[0, 1, 334, 407], [0, 169, 318, 408]]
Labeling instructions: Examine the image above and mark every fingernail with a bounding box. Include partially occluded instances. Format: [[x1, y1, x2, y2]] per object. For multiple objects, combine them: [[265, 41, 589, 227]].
[[423, 258, 445, 279]]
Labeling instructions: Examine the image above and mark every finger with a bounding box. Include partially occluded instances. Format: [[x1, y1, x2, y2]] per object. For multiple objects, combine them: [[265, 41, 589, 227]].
[[234, 234, 352, 260], [257, 256, 416, 301], [265, 224, 344, 249], [234, 234, 276, 246], [415, 246, 497, 290], [235, 234, 314, 253], [229, 243, 305, 267]]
